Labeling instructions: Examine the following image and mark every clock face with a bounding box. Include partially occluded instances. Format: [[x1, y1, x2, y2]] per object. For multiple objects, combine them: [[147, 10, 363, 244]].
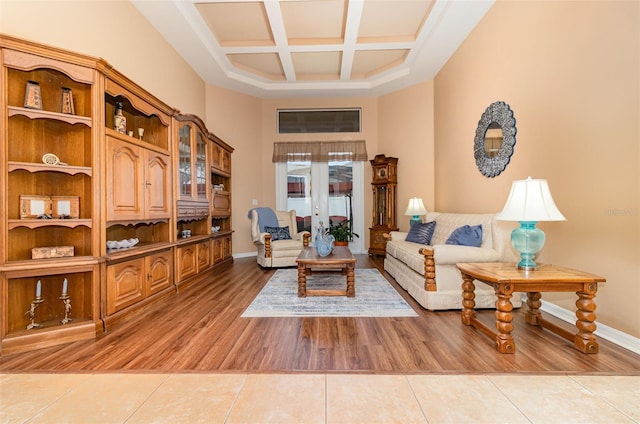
[[377, 167, 387, 179]]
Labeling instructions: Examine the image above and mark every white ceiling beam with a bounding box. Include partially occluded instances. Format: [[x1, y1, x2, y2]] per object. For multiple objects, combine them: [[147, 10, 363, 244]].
[[340, 0, 364, 81], [263, 0, 296, 81]]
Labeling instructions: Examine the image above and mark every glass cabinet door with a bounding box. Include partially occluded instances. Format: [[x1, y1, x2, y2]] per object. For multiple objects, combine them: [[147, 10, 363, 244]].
[[195, 132, 207, 199], [179, 124, 192, 197]]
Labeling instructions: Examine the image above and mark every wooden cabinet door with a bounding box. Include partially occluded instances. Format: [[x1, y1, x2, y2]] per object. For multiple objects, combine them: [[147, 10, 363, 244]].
[[145, 151, 171, 219], [176, 244, 197, 281], [223, 236, 232, 260], [107, 258, 145, 315], [220, 149, 231, 174], [145, 250, 173, 295], [210, 143, 222, 172], [212, 238, 224, 264], [197, 241, 211, 272], [211, 190, 231, 216], [107, 137, 143, 221]]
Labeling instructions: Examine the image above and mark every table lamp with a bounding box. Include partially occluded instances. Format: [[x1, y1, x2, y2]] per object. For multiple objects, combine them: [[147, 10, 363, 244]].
[[496, 177, 566, 270], [405, 197, 427, 227]]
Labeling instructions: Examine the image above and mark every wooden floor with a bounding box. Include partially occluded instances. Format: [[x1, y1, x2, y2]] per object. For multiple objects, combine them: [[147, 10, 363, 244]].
[[1, 256, 638, 374]]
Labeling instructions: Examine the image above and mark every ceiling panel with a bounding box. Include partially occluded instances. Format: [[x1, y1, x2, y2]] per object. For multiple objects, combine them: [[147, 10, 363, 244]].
[[133, 0, 495, 98]]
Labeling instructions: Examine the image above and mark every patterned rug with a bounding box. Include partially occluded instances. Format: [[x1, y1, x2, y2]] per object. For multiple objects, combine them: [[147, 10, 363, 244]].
[[241, 268, 418, 317]]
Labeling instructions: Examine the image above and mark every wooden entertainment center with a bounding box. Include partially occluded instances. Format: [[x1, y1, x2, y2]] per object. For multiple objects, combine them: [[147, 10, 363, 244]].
[[0, 35, 234, 354]]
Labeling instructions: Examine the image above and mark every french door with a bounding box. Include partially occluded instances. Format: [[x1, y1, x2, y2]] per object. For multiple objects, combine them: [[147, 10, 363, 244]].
[[276, 160, 365, 253]]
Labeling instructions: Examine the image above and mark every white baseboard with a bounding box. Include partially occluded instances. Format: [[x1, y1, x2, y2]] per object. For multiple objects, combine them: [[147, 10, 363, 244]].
[[539, 300, 640, 355], [233, 252, 257, 259]]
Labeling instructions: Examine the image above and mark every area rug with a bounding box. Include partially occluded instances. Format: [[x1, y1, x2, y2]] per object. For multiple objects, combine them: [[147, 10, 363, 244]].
[[241, 268, 418, 317]]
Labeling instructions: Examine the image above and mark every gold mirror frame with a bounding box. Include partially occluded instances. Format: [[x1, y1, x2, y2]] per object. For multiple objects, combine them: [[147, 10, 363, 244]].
[[474, 101, 517, 178]]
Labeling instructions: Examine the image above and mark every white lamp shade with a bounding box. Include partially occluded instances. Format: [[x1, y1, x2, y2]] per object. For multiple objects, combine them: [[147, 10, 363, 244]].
[[405, 197, 427, 216], [497, 177, 566, 222]]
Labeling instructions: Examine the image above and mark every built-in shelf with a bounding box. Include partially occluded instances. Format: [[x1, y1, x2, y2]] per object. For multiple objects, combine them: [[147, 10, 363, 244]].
[[105, 241, 173, 261], [8, 161, 92, 176], [8, 219, 92, 230], [8, 106, 92, 126]]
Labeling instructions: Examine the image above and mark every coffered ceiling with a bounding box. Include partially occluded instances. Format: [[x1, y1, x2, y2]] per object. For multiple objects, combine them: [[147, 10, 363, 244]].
[[132, 0, 493, 99]]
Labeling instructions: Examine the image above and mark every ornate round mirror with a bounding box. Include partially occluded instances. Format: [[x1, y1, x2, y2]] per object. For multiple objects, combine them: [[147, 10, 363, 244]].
[[474, 101, 516, 178]]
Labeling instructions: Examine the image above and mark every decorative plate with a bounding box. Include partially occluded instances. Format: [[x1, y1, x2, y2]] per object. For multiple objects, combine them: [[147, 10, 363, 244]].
[[42, 153, 60, 166]]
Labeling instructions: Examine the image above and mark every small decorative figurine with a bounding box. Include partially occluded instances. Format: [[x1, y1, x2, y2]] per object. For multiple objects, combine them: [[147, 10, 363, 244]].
[[314, 221, 334, 257], [61, 87, 74, 114], [24, 81, 42, 110]]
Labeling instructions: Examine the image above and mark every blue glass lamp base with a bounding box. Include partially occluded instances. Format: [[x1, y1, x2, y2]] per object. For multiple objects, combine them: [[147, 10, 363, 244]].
[[409, 216, 422, 227], [511, 221, 546, 270]]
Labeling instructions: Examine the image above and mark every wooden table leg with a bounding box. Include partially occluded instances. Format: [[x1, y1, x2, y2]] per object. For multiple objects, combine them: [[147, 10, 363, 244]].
[[525, 291, 542, 325], [574, 282, 599, 353], [297, 264, 307, 297], [461, 273, 476, 325], [494, 283, 515, 354], [346, 263, 355, 297]]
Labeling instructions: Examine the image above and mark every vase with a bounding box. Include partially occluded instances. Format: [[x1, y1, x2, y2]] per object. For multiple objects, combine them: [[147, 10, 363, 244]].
[[114, 101, 126, 134], [314, 221, 334, 257]]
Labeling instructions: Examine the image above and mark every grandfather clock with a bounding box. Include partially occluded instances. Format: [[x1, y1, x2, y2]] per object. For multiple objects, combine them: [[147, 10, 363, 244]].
[[369, 154, 398, 256]]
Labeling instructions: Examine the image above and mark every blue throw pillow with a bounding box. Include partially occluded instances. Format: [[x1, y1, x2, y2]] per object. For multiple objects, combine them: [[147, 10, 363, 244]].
[[405, 221, 436, 245], [264, 226, 291, 241], [445, 225, 483, 247]]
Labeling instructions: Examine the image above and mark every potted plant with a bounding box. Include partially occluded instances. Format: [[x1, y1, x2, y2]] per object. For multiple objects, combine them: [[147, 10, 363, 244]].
[[327, 220, 359, 246]]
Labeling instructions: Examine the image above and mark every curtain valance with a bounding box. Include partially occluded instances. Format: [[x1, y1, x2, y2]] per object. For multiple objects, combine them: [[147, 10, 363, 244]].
[[272, 140, 368, 163]]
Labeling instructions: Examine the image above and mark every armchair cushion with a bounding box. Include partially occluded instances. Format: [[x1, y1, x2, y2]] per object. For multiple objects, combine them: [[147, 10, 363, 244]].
[[445, 224, 483, 247], [264, 226, 292, 241]]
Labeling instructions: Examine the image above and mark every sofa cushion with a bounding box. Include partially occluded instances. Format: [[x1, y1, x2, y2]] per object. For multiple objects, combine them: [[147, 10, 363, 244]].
[[446, 225, 483, 247], [427, 212, 495, 247], [405, 221, 436, 245], [265, 226, 292, 240]]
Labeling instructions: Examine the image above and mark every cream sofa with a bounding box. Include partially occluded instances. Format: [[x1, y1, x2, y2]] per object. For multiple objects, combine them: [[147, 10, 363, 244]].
[[384, 212, 522, 310]]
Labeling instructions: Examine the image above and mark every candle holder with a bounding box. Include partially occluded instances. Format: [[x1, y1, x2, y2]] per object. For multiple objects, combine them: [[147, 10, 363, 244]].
[[59, 294, 73, 325], [25, 297, 45, 330], [137, 127, 144, 140]]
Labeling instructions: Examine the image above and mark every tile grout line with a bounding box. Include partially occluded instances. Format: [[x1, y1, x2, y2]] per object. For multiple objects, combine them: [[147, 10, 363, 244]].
[[223, 373, 249, 423], [325, 373, 328, 424], [568, 375, 638, 423], [121, 373, 170, 424], [485, 374, 534, 424], [23, 373, 96, 424], [404, 374, 430, 423]]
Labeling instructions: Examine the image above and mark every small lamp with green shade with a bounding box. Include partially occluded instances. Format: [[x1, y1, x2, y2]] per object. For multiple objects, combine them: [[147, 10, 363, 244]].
[[496, 177, 566, 270], [404, 197, 427, 227]]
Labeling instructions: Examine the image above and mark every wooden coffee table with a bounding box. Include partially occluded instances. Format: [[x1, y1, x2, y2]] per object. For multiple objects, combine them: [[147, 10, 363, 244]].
[[457, 262, 605, 354], [296, 246, 356, 297]]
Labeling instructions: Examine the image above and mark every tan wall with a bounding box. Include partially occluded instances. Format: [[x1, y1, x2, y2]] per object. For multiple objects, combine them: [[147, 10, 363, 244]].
[[205, 85, 262, 254], [0, 0, 205, 116], [378, 81, 435, 232], [434, 1, 639, 337]]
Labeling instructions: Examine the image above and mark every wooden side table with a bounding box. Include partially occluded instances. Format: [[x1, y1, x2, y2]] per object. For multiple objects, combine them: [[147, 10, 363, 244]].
[[456, 262, 605, 354]]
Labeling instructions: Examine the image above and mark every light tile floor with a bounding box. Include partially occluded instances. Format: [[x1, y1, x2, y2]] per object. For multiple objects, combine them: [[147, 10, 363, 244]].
[[1, 373, 638, 423]]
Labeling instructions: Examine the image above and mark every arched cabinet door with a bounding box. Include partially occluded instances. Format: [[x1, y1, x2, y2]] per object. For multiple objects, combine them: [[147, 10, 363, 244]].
[[107, 136, 143, 221], [145, 151, 171, 219], [146, 250, 173, 295]]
